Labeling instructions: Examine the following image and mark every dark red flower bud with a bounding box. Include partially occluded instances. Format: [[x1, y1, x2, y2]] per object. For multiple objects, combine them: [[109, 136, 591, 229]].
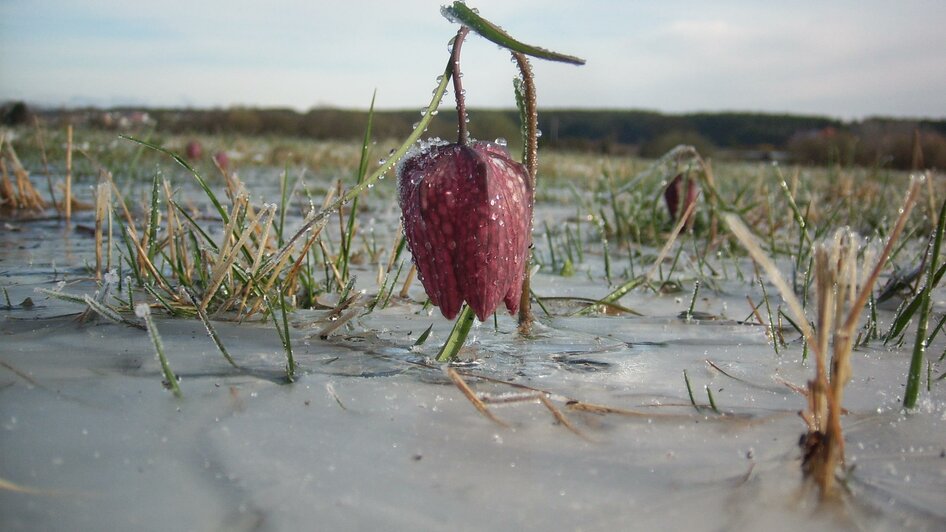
[[185, 140, 203, 161], [213, 151, 229, 171], [398, 140, 533, 321], [664, 173, 699, 227]]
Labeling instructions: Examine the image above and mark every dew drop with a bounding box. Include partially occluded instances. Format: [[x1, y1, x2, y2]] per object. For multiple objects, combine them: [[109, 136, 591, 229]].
[[494, 137, 507, 147]]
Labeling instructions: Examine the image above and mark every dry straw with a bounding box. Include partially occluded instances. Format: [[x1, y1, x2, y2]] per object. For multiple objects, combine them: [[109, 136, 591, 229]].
[[724, 174, 920, 497]]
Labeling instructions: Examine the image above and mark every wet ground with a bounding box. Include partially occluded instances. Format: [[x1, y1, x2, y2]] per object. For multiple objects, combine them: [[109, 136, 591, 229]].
[[1, 168, 945, 531]]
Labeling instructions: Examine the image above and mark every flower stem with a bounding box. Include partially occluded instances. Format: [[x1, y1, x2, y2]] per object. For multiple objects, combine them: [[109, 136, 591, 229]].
[[513, 52, 537, 334], [452, 27, 470, 145]]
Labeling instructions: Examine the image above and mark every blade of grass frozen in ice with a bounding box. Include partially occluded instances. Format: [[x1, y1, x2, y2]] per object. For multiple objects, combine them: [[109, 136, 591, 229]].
[[413, 324, 434, 346], [436, 304, 476, 363], [705, 386, 720, 414], [905, 188, 946, 408], [381, 261, 406, 309], [135, 304, 181, 398], [758, 277, 781, 354], [265, 288, 295, 382], [143, 284, 182, 317], [121, 136, 228, 224], [571, 276, 646, 316], [34, 287, 87, 305], [531, 289, 552, 318], [82, 294, 145, 330], [685, 279, 701, 322], [884, 260, 946, 343], [683, 370, 699, 412], [574, 199, 696, 316], [182, 288, 239, 369], [724, 213, 815, 350]]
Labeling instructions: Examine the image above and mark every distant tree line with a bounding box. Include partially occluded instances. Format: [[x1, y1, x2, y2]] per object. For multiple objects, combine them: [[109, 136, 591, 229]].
[[6, 101, 946, 169]]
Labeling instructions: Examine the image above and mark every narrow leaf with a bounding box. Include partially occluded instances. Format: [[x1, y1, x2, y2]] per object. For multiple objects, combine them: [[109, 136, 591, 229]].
[[442, 2, 585, 65]]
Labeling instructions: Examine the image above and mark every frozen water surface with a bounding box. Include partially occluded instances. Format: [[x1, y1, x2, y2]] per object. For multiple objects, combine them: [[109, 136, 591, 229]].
[[1, 169, 945, 532]]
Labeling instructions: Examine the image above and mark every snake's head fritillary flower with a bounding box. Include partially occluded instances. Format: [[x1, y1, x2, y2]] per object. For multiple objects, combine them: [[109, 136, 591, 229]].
[[664, 173, 699, 227], [213, 151, 229, 171], [185, 140, 203, 161], [397, 139, 533, 321]]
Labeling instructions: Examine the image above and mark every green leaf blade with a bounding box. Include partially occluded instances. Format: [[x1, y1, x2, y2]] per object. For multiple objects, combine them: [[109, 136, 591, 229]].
[[442, 2, 586, 65]]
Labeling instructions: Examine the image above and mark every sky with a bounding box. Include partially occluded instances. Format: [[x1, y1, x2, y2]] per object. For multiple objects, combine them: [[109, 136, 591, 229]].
[[2, 0, 945, 120]]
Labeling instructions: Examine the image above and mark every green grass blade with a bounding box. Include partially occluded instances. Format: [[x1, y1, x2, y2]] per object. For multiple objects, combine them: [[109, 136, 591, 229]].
[[266, 288, 295, 382], [905, 194, 946, 408], [413, 324, 434, 346], [683, 370, 699, 412], [706, 386, 720, 414], [34, 287, 87, 305], [572, 276, 645, 316], [279, 287, 295, 382], [268, 53, 453, 273], [278, 164, 290, 247], [182, 288, 239, 369], [436, 304, 476, 362], [147, 171, 161, 260], [135, 304, 182, 398], [82, 294, 145, 330], [171, 200, 218, 251], [120, 136, 229, 224]]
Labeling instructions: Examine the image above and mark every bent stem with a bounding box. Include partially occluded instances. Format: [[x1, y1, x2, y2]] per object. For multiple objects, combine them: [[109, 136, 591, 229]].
[[452, 27, 471, 145], [513, 51, 538, 334]]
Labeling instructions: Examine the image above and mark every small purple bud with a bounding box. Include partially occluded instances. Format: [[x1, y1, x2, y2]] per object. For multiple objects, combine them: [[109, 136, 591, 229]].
[[185, 140, 203, 161], [213, 151, 229, 171], [398, 141, 533, 321], [664, 173, 699, 227]]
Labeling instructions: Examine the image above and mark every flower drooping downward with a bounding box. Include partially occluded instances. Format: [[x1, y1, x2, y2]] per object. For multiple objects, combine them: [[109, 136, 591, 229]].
[[664, 172, 699, 228], [398, 140, 533, 321]]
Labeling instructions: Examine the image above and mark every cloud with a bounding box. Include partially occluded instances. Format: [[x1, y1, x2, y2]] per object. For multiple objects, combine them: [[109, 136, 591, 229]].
[[2, 0, 945, 118]]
